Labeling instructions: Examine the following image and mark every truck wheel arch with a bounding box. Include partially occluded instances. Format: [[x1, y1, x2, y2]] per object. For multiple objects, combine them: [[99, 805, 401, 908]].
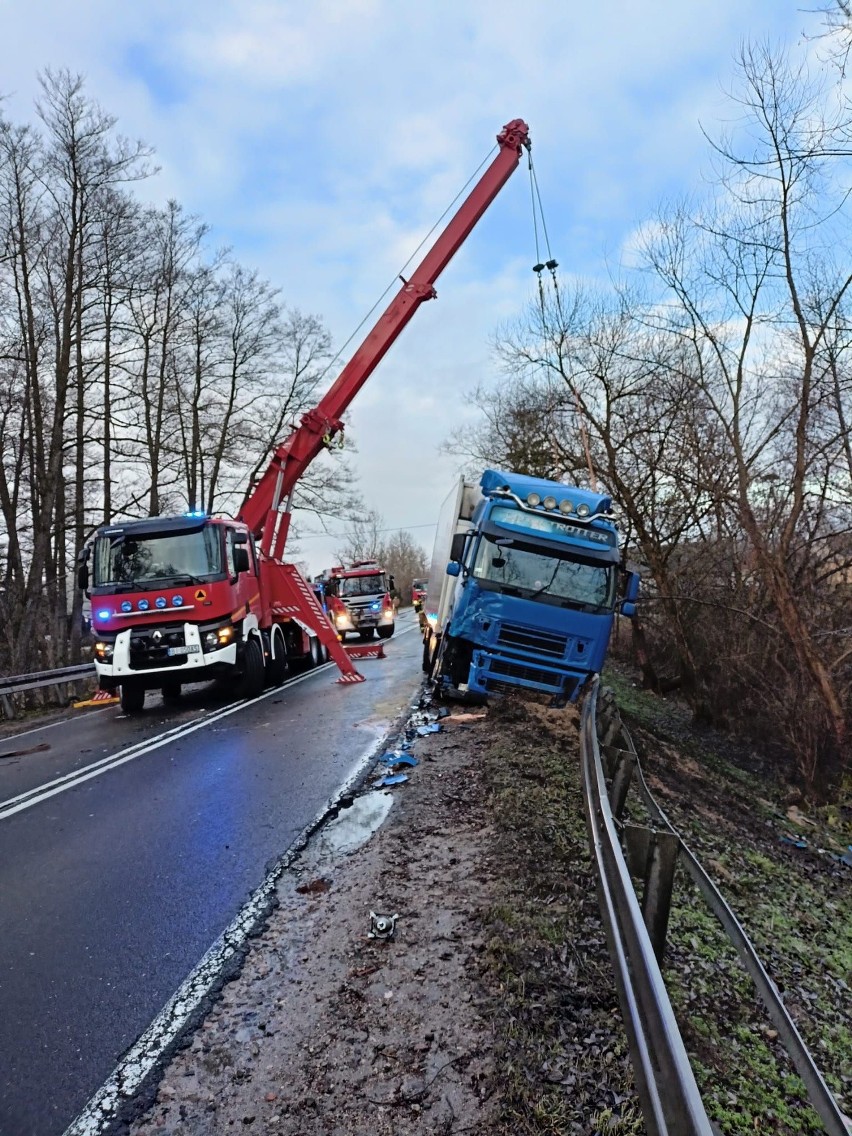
[[266, 625, 288, 686]]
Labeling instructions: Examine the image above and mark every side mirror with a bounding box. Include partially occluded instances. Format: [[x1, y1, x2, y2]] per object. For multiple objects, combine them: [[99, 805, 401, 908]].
[[620, 600, 636, 618], [449, 532, 467, 564], [446, 561, 461, 578], [233, 547, 250, 574], [77, 547, 90, 592], [623, 569, 640, 604], [388, 575, 396, 592]]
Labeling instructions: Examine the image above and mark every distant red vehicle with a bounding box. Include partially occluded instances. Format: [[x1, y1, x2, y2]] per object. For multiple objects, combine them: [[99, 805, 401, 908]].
[[411, 579, 427, 612]]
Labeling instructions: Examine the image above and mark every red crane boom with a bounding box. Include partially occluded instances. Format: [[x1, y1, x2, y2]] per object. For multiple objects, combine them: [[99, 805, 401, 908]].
[[238, 118, 531, 562]]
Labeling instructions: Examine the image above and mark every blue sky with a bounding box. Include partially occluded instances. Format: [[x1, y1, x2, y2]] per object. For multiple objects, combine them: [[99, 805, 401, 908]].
[[0, 0, 826, 574]]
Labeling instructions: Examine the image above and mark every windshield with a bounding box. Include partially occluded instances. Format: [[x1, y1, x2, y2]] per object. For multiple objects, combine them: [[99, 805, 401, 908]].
[[338, 574, 387, 598], [472, 534, 615, 612], [92, 526, 222, 588]]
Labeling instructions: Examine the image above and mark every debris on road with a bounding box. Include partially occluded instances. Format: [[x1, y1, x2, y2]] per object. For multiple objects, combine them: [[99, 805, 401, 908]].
[[368, 911, 399, 940]]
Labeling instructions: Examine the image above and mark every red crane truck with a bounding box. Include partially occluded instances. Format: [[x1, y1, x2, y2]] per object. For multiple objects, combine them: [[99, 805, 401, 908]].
[[78, 119, 532, 712]]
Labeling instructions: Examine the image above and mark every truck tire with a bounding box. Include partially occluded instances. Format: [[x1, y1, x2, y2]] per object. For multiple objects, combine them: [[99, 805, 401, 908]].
[[357, 629, 375, 642], [237, 637, 265, 699], [120, 684, 145, 713], [266, 629, 288, 686], [377, 623, 394, 640], [161, 681, 182, 706], [309, 637, 323, 667]]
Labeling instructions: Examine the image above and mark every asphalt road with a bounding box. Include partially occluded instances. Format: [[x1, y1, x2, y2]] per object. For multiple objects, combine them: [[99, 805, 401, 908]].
[[0, 616, 423, 1136]]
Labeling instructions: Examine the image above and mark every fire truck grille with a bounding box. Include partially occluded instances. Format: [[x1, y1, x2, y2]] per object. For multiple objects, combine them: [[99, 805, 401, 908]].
[[496, 623, 567, 659], [129, 626, 187, 669], [346, 597, 380, 611]]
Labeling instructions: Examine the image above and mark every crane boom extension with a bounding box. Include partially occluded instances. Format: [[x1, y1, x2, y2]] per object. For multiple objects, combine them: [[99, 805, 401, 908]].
[[238, 118, 531, 561]]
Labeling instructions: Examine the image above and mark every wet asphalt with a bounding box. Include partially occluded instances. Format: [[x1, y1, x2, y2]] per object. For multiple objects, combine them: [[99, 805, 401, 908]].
[[0, 617, 422, 1136]]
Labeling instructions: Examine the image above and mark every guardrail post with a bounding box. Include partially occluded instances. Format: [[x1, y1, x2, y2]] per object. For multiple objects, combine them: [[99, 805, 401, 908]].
[[622, 822, 681, 964], [608, 749, 636, 819], [1, 693, 15, 720], [642, 831, 680, 964]]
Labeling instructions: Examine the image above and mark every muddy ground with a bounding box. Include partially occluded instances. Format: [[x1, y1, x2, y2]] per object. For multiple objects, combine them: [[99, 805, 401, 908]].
[[114, 673, 850, 1136]]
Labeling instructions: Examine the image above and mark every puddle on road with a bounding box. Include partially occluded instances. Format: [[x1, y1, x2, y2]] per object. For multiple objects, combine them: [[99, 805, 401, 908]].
[[318, 790, 394, 857]]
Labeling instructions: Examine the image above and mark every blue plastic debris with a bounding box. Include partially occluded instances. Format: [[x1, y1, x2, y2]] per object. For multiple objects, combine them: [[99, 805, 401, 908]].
[[416, 723, 442, 736], [780, 835, 808, 849], [373, 771, 409, 788], [841, 845, 852, 867], [379, 751, 419, 767]]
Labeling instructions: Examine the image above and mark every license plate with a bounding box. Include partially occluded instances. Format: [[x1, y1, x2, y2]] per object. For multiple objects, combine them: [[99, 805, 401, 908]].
[[167, 644, 200, 656]]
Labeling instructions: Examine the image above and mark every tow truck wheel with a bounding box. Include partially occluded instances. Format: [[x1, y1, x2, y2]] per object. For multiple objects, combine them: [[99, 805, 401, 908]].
[[357, 629, 375, 642], [161, 681, 182, 706], [266, 631, 288, 686], [377, 623, 394, 640], [309, 637, 323, 667], [120, 684, 145, 713], [237, 637, 265, 699]]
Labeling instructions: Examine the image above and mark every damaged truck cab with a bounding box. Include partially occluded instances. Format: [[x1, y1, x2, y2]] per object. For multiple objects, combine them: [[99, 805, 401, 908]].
[[422, 470, 639, 705]]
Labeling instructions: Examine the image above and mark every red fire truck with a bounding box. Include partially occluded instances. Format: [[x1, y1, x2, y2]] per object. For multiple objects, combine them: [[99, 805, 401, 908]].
[[323, 562, 396, 641], [78, 119, 531, 711]]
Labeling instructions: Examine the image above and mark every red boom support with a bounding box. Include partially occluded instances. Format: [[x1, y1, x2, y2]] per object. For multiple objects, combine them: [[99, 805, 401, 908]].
[[238, 119, 531, 561]]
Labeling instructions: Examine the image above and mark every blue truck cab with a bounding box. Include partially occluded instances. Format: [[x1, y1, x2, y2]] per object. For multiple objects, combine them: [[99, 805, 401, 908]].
[[422, 469, 638, 705]]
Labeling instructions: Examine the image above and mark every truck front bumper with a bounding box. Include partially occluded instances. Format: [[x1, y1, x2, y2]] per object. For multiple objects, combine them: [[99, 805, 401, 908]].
[[94, 622, 238, 690], [466, 649, 588, 702]]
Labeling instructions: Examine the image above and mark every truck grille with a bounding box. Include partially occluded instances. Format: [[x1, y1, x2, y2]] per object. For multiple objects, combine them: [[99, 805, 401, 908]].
[[497, 623, 567, 659], [346, 597, 380, 611], [129, 625, 187, 669], [487, 657, 562, 689]]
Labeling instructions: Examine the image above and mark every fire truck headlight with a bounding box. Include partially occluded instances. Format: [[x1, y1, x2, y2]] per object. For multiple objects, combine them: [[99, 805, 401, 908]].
[[543, 495, 557, 510], [527, 492, 541, 507], [576, 503, 591, 518], [203, 625, 235, 651], [559, 499, 573, 514], [94, 641, 113, 661]]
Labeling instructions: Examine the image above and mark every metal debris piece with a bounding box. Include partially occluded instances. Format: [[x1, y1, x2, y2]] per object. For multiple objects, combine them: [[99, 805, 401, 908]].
[[369, 911, 399, 940]]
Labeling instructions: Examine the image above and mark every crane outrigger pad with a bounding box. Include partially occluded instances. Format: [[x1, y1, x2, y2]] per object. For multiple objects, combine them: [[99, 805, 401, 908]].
[[343, 642, 386, 661]]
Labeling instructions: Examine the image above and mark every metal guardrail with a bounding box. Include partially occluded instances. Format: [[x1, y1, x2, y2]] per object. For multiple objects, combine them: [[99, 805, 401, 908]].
[[583, 679, 849, 1136], [0, 663, 96, 719], [581, 678, 714, 1136]]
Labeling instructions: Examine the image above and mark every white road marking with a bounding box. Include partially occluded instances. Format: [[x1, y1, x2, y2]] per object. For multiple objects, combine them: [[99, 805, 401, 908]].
[[0, 664, 334, 822], [1, 621, 418, 822]]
